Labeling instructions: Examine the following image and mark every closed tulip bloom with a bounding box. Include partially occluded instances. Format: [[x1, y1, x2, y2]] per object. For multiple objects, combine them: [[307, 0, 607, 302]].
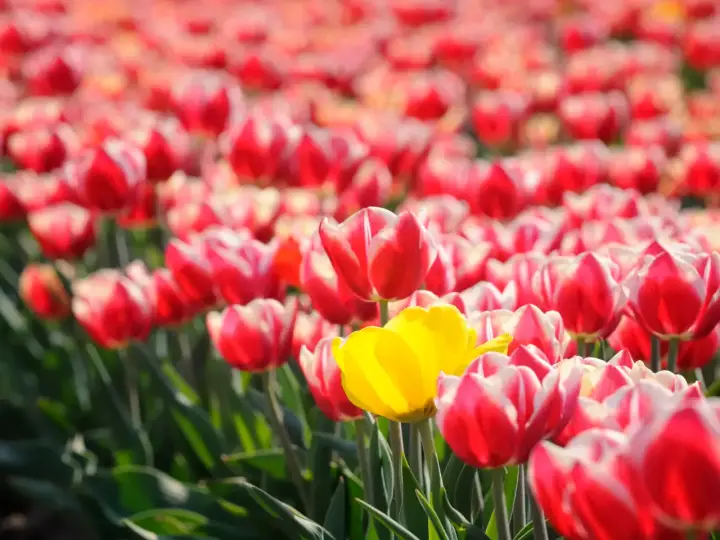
[[391, 290, 467, 318], [461, 281, 517, 314], [19, 263, 70, 320], [292, 310, 338, 360], [0, 182, 26, 222], [299, 337, 363, 422], [472, 305, 570, 364], [72, 270, 153, 349], [626, 250, 720, 340], [332, 304, 511, 422], [424, 242, 456, 295], [630, 397, 720, 532], [319, 207, 438, 301], [534, 252, 626, 340], [529, 429, 685, 540], [165, 237, 217, 312], [300, 233, 377, 325], [207, 298, 297, 372], [150, 269, 192, 327], [68, 139, 146, 213], [436, 347, 583, 468], [28, 203, 96, 260], [206, 237, 281, 306]]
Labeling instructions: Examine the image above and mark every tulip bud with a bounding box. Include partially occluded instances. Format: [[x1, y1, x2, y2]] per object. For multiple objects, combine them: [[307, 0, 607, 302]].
[[0, 182, 26, 222], [150, 269, 192, 327], [319, 207, 438, 301], [165, 237, 217, 312], [461, 281, 516, 314], [19, 263, 70, 320], [126, 119, 191, 183], [207, 298, 297, 372], [28, 202, 96, 260], [7, 123, 75, 173], [292, 310, 338, 360], [68, 139, 146, 213], [72, 270, 153, 348], [299, 337, 363, 422], [390, 290, 467, 317], [223, 115, 291, 184]]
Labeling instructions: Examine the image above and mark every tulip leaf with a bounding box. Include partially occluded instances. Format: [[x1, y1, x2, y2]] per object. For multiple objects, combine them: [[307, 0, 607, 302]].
[[485, 467, 519, 540], [512, 522, 535, 540], [401, 457, 428, 539], [416, 489, 452, 540], [310, 410, 336, 521], [312, 432, 359, 462], [221, 448, 287, 479], [355, 499, 421, 540], [706, 379, 720, 397], [124, 508, 241, 537], [323, 478, 347, 540], [133, 344, 228, 474], [0, 439, 77, 486], [342, 468, 366, 539], [369, 421, 394, 512]]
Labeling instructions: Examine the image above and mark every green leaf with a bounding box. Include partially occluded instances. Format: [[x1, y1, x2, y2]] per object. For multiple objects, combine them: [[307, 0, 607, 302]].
[[312, 432, 358, 462], [310, 410, 336, 521], [222, 448, 287, 479], [355, 499, 421, 540], [134, 345, 228, 474], [416, 490, 451, 540], [401, 457, 428, 539], [369, 421, 393, 512], [485, 467, 519, 540], [706, 379, 720, 397], [513, 522, 535, 540], [323, 479, 347, 540], [0, 440, 76, 486], [125, 508, 254, 538], [343, 468, 365, 540]]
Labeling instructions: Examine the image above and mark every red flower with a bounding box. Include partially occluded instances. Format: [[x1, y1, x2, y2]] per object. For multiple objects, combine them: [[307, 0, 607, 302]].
[[28, 203, 96, 260], [0, 181, 25, 222], [335, 158, 392, 221], [165, 237, 217, 312], [7, 123, 75, 173], [630, 397, 720, 531], [625, 250, 720, 340], [391, 290, 467, 317], [19, 263, 70, 320], [126, 119, 191, 183], [291, 310, 338, 360], [206, 237, 282, 306], [485, 252, 547, 307], [529, 429, 685, 540], [300, 233, 376, 325], [68, 139, 146, 213], [149, 268, 192, 327], [207, 298, 297, 372], [436, 348, 583, 468], [319, 207, 438, 301], [471, 90, 530, 150], [460, 281, 516, 314], [534, 252, 626, 340], [471, 305, 570, 363], [72, 270, 153, 349], [117, 182, 158, 229], [299, 337, 363, 422], [23, 46, 82, 96]]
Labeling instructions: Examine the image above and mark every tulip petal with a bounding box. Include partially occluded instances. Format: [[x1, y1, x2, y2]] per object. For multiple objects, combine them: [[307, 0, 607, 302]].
[[469, 333, 513, 365]]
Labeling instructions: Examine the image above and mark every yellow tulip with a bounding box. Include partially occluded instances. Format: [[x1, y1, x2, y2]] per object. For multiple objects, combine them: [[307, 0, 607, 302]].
[[332, 304, 512, 422]]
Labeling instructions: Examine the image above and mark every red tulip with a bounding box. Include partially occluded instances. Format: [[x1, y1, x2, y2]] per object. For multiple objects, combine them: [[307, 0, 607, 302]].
[[126, 119, 191, 183], [149, 268, 192, 327], [424, 242, 456, 295], [19, 263, 70, 320], [529, 429, 685, 540], [68, 139, 146, 213], [7, 123, 75, 173], [559, 91, 629, 143], [534, 144, 607, 206], [436, 348, 583, 468], [335, 158, 392, 220], [171, 71, 244, 137], [440, 233, 493, 291], [292, 310, 338, 360], [207, 298, 297, 372], [471, 305, 570, 363], [630, 397, 720, 531], [534, 253, 626, 341], [463, 161, 527, 219], [72, 270, 153, 348], [607, 146, 666, 194], [391, 290, 467, 317], [0, 181, 25, 222], [165, 237, 217, 312], [319, 208, 438, 301], [300, 233, 377, 325], [485, 252, 547, 307], [610, 315, 720, 370], [206, 237, 281, 306], [471, 91, 531, 151], [398, 196, 469, 236], [299, 337, 363, 422], [671, 142, 720, 197], [625, 118, 682, 156], [222, 114, 293, 185], [625, 250, 720, 340], [28, 202, 96, 260], [460, 281, 516, 314], [23, 46, 82, 96], [290, 127, 332, 190]]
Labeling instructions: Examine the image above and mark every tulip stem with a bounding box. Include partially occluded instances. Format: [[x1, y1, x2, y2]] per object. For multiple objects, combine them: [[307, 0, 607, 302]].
[[119, 347, 142, 430], [491, 468, 512, 540], [262, 370, 310, 512], [418, 419, 446, 523], [530, 489, 549, 540], [667, 338, 679, 373], [575, 337, 586, 357], [512, 464, 527, 534], [388, 421, 405, 521], [650, 335, 661, 372], [379, 300, 390, 327], [409, 424, 424, 491], [354, 418, 374, 506]]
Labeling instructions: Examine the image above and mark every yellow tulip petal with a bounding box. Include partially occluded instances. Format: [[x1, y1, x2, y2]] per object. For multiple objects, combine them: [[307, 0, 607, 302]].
[[468, 333, 514, 368], [385, 304, 472, 396], [332, 327, 426, 420]]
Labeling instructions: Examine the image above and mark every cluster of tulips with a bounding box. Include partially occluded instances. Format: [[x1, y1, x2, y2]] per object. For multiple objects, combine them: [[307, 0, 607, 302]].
[[1, 0, 719, 538]]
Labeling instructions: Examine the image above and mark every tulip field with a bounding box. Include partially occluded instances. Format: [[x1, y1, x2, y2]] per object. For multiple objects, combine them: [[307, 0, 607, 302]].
[[3, 0, 720, 538]]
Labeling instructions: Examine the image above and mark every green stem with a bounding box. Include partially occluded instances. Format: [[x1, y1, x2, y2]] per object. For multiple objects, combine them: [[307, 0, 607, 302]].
[[575, 337, 586, 357], [491, 468, 512, 540], [512, 464, 527, 534], [409, 424, 424, 491], [668, 338, 680, 373], [530, 490, 549, 540], [650, 335, 661, 372], [418, 419, 446, 522], [354, 418, 374, 506], [694, 368, 708, 393], [379, 300, 390, 326], [119, 347, 141, 430], [262, 370, 310, 512], [388, 420, 405, 521]]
